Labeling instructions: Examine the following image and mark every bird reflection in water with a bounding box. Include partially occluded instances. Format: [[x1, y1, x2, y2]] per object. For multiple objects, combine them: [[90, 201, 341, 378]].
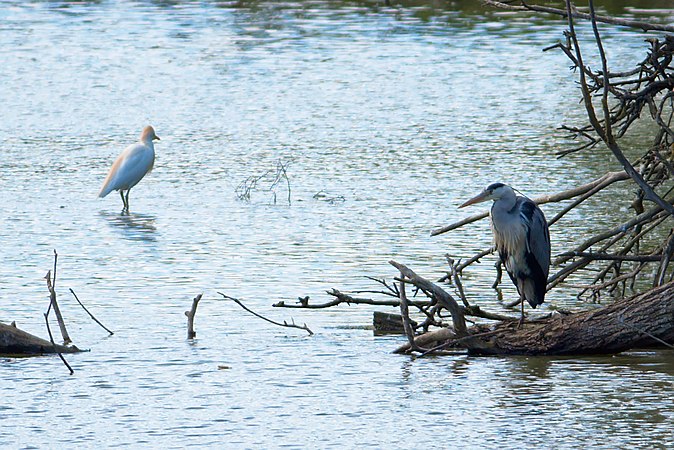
[[100, 210, 157, 242]]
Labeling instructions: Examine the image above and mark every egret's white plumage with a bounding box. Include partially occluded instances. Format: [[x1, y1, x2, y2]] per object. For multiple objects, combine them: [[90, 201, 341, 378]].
[[459, 183, 551, 323], [99, 126, 159, 210]]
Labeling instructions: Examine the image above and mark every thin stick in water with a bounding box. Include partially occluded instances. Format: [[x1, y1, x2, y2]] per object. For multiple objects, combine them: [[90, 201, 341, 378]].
[[69, 288, 114, 336], [45, 265, 71, 345], [219, 292, 313, 336], [43, 312, 74, 375]]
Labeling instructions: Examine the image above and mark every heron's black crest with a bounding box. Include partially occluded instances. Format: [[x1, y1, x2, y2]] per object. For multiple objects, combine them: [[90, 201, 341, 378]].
[[487, 182, 505, 191]]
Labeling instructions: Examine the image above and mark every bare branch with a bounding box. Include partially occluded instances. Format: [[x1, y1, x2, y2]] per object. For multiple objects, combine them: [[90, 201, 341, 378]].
[[445, 255, 470, 307], [389, 260, 467, 336], [273, 289, 432, 309], [397, 279, 429, 354], [70, 288, 114, 336], [219, 292, 313, 335], [484, 0, 674, 33], [44, 250, 71, 345], [558, 252, 661, 262], [43, 312, 73, 375]]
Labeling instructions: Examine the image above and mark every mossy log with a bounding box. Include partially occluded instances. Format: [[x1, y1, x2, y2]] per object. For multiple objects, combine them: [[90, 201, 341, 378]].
[[0, 322, 81, 356]]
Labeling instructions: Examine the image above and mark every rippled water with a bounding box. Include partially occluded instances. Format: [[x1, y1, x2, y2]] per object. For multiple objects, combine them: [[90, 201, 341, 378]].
[[1, 1, 673, 448]]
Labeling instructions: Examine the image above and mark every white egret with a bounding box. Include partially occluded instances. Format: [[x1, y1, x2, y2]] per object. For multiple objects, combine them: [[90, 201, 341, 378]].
[[99, 125, 160, 211], [460, 183, 551, 324]]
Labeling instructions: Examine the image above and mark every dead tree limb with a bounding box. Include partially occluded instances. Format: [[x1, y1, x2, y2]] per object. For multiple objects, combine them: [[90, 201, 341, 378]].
[[44, 251, 71, 345], [0, 322, 81, 356], [185, 293, 203, 339], [389, 260, 467, 336], [389, 263, 674, 356], [280, 286, 516, 324], [220, 292, 313, 335], [44, 312, 74, 375], [483, 0, 674, 33], [69, 288, 114, 336], [557, 252, 661, 262], [393, 328, 457, 354], [397, 279, 429, 353], [467, 280, 674, 355], [273, 289, 432, 309], [567, 0, 674, 217]]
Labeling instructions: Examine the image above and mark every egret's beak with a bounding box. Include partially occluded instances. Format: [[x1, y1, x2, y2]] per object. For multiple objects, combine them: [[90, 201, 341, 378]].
[[459, 190, 490, 208], [154, 135, 161, 141]]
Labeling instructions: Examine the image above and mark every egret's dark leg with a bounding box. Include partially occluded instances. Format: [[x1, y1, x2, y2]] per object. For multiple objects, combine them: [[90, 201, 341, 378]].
[[125, 190, 131, 211], [120, 190, 128, 211]]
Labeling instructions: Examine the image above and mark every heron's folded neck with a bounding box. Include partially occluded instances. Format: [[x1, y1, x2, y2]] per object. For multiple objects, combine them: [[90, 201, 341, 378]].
[[493, 190, 518, 214]]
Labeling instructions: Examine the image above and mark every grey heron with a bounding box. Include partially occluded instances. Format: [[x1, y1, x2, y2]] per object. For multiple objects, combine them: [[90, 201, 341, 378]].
[[459, 183, 551, 324]]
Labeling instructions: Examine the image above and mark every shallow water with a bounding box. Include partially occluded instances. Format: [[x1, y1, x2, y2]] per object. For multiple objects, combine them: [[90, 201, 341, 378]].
[[1, 1, 673, 448]]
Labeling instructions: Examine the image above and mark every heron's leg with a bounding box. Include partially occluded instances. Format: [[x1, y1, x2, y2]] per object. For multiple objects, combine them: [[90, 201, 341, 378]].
[[518, 294, 525, 328], [125, 190, 131, 211]]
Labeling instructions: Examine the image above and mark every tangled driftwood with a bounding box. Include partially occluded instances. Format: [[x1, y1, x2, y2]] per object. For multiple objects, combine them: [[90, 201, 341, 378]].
[[391, 261, 674, 356], [1, 252, 97, 367], [276, 3, 674, 356], [410, 3, 674, 355]]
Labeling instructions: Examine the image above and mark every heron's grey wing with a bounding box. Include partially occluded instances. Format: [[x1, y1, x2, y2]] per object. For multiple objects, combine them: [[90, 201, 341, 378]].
[[520, 199, 551, 278]]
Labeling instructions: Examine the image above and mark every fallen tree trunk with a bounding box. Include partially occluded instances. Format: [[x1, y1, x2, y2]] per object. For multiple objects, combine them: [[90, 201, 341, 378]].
[[390, 261, 674, 356], [466, 281, 674, 356], [0, 322, 81, 356]]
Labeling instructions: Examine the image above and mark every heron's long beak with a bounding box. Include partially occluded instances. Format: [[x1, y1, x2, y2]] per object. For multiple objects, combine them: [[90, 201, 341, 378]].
[[458, 191, 490, 208], [154, 135, 161, 141]]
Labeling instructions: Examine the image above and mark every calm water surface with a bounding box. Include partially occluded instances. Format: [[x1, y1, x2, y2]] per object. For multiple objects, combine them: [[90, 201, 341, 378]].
[[1, 1, 673, 448]]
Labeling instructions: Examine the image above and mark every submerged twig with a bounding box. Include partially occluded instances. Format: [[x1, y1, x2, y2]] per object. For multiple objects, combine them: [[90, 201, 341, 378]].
[[235, 159, 293, 205]]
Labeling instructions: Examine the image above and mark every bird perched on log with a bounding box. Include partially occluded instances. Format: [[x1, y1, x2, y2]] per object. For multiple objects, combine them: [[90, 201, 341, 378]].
[[99, 125, 160, 211], [459, 183, 551, 324]]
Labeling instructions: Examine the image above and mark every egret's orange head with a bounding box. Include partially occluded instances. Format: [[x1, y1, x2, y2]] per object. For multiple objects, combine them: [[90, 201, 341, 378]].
[[140, 125, 160, 142]]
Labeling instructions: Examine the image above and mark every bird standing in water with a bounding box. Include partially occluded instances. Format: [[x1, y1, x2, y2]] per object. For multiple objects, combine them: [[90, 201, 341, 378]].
[[99, 125, 160, 211], [459, 183, 551, 324]]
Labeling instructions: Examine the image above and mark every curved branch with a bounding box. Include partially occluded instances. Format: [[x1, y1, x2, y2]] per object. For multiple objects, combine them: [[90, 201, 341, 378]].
[[389, 260, 467, 336], [220, 292, 313, 335]]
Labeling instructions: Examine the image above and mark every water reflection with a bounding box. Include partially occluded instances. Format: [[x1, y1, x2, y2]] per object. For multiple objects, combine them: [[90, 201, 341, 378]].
[[99, 210, 158, 242], [508, 355, 552, 379]]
